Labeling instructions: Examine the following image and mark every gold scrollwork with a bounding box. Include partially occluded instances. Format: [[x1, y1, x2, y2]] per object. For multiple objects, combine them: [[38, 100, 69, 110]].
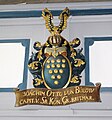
[[35, 41, 42, 48], [28, 61, 39, 70], [69, 38, 80, 46], [74, 59, 85, 67], [34, 78, 44, 86], [62, 40, 68, 46], [70, 51, 76, 58], [70, 76, 79, 83], [37, 49, 43, 60]]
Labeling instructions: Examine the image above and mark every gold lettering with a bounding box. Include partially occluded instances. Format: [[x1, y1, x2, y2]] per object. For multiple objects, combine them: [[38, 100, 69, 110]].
[[15, 86, 99, 107], [19, 99, 24, 105], [19, 98, 34, 105], [75, 87, 95, 94], [57, 92, 62, 96], [55, 99, 61, 105], [35, 90, 45, 96], [49, 97, 55, 104], [35, 98, 40, 103], [48, 97, 61, 105], [64, 89, 74, 96], [71, 97, 78, 102], [62, 96, 69, 104], [52, 91, 62, 96], [46, 90, 63, 97], [75, 86, 80, 94], [41, 97, 48, 104], [23, 91, 35, 96], [23, 90, 45, 97], [46, 90, 52, 97]]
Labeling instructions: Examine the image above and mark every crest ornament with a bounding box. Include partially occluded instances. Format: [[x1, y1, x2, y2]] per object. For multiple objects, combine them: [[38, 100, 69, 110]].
[[28, 7, 86, 89]]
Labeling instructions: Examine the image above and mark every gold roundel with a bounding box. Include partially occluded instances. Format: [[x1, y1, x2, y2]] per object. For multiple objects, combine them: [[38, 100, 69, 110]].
[[57, 64, 60, 68], [51, 64, 55, 68], [62, 64, 66, 68], [59, 69, 63, 73], [54, 80, 58, 85], [57, 59, 61, 63], [51, 75, 55, 79], [54, 69, 58, 73], [46, 64, 50, 68], [57, 75, 61, 79], [62, 59, 66, 63], [49, 70, 53, 74], [47, 60, 50, 63], [51, 59, 55, 63]]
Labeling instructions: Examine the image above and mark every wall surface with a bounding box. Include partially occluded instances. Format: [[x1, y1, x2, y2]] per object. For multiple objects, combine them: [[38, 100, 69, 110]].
[[0, 0, 111, 5], [0, 1, 112, 120]]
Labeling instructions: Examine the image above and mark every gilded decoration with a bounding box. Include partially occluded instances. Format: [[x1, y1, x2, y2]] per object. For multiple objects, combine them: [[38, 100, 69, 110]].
[[15, 8, 101, 107], [28, 7, 86, 89]]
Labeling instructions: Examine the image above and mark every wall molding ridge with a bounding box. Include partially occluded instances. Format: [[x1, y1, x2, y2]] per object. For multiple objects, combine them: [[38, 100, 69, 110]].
[[0, 14, 112, 26], [0, 2, 112, 11], [0, 109, 112, 117]]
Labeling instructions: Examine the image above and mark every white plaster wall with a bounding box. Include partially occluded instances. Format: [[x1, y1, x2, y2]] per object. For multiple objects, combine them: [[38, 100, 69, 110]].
[[0, 1, 112, 120]]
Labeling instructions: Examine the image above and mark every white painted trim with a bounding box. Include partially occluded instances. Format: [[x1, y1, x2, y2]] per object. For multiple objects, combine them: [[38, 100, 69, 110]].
[[0, 2, 112, 11], [0, 110, 112, 117], [0, 15, 112, 26], [0, 18, 44, 26], [70, 15, 112, 23]]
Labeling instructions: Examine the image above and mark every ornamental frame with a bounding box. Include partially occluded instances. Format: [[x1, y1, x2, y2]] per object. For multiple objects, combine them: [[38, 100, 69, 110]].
[[85, 37, 112, 92], [0, 39, 30, 92]]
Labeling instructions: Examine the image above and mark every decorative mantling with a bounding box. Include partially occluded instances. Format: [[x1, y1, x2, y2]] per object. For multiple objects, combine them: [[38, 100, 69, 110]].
[[28, 8, 86, 89]]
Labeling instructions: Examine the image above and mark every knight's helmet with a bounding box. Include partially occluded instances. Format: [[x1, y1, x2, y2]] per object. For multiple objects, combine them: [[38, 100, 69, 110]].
[[28, 8, 86, 89]]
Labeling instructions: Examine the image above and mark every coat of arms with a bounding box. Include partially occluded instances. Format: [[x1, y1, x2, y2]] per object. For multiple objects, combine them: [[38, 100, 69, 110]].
[[28, 7, 86, 89], [15, 8, 101, 107]]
